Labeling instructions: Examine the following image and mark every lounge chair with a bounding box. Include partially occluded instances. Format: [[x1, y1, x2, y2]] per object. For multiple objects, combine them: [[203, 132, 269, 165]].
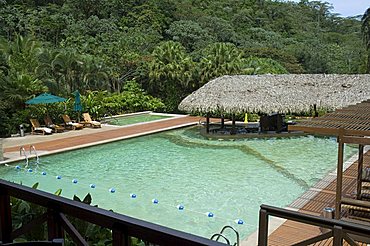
[[62, 115, 84, 130], [82, 113, 101, 128], [44, 115, 65, 133], [30, 119, 53, 135]]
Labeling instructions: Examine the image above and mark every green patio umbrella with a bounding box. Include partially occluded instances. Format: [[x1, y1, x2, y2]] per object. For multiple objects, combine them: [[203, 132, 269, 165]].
[[26, 93, 66, 105], [73, 90, 82, 121]]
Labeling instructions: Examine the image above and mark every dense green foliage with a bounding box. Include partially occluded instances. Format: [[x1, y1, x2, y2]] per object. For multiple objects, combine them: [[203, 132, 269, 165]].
[[0, 0, 369, 136]]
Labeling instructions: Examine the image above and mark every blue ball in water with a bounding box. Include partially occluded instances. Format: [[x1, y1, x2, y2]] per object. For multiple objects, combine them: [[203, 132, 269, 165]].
[[130, 193, 137, 198], [72, 179, 78, 184], [41, 171, 46, 175], [15, 165, 21, 170], [235, 219, 244, 225], [206, 212, 214, 218], [109, 188, 116, 193], [56, 175, 62, 179], [89, 184, 96, 188], [28, 168, 33, 172], [152, 199, 159, 204], [177, 204, 184, 210]]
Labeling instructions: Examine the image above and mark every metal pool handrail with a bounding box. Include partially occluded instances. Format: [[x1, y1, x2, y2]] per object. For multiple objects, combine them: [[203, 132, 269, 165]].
[[29, 145, 39, 164], [0, 179, 226, 246], [19, 146, 28, 167]]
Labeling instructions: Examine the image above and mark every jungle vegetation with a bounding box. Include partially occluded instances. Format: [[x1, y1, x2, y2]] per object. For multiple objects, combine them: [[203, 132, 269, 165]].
[[0, 0, 369, 136]]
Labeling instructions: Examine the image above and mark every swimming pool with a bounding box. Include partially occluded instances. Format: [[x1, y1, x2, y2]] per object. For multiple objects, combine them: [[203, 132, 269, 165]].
[[0, 127, 357, 240], [104, 112, 174, 126]]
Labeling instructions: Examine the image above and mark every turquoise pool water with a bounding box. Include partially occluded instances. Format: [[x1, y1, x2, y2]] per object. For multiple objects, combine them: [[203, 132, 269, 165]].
[[0, 127, 357, 240], [105, 113, 173, 126]]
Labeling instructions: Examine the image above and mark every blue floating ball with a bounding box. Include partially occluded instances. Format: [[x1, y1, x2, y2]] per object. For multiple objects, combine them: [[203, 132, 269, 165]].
[[41, 171, 46, 175], [109, 188, 116, 193], [89, 184, 96, 188], [177, 204, 184, 210], [206, 212, 214, 218], [235, 219, 244, 225], [72, 179, 78, 184], [15, 165, 21, 170], [28, 168, 33, 172], [152, 199, 159, 204], [130, 193, 137, 198], [56, 175, 62, 179]]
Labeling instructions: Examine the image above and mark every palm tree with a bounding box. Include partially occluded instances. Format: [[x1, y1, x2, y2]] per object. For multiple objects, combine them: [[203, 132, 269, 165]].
[[80, 55, 109, 91], [198, 42, 244, 84], [148, 41, 196, 110], [362, 8, 370, 72], [0, 35, 42, 74], [148, 41, 195, 94], [51, 50, 83, 94]]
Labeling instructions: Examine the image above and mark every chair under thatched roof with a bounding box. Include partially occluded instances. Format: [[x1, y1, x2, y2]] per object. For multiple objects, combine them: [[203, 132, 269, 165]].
[[178, 74, 370, 114]]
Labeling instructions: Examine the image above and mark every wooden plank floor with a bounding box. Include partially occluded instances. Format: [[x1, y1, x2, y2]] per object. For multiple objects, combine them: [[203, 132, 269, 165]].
[[4, 116, 203, 153], [267, 151, 370, 245]]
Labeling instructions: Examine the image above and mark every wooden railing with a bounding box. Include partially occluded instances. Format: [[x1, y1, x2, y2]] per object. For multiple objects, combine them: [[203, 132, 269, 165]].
[[258, 204, 370, 246], [0, 179, 226, 246]]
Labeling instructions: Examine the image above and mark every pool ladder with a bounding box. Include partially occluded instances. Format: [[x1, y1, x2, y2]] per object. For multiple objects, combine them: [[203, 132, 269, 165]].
[[210, 225, 240, 246], [19, 145, 40, 168]]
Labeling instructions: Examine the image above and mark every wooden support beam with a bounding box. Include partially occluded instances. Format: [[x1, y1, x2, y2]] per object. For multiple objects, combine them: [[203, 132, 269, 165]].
[[59, 212, 87, 246], [357, 145, 364, 199], [206, 114, 210, 133], [0, 190, 12, 243], [257, 209, 268, 246], [333, 225, 343, 246], [335, 128, 344, 220], [112, 225, 129, 246], [47, 209, 64, 240]]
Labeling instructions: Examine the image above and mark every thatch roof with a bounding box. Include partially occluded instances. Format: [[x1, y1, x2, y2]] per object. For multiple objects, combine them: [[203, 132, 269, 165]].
[[178, 74, 370, 114]]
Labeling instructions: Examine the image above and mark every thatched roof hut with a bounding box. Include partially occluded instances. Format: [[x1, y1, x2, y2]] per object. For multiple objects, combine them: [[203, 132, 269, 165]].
[[178, 74, 370, 114]]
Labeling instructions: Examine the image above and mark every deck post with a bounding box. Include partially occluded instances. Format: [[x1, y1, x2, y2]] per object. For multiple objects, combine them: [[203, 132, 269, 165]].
[[313, 104, 318, 117], [0, 190, 12, 243], [356, 144, 364, 199], [112, 227, 129, 246], [257, 208, 268, 246], [221, 115, 224, 129], [335, 128, 344, 219], [206, 114, 210, 133], [332, 225, 343, 246], [231, 114, 235, 134], [47, 209, 63, 240]]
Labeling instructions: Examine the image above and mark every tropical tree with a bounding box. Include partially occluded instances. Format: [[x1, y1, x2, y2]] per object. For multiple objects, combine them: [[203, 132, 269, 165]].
[[148, 41, 196, 110], [244, 57, 288, 74], [165, 20, 214, 52], [0, 35, 43, 74], [79, 55, 109, 92], [198, 42, 250, 84], [362, 8, 370, 72], [50, 49, 82, 94]]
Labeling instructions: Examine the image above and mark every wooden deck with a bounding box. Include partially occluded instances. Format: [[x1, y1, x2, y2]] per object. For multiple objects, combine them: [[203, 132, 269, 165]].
[[267, 150, 370, 246], [4, 116, 203, 154]]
